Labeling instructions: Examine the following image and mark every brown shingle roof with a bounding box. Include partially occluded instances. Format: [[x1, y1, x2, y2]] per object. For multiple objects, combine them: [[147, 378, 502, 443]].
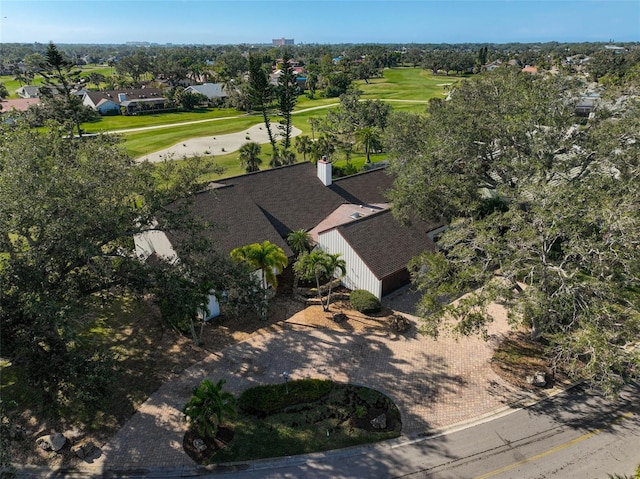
[[218, 163, 344, 236], [170, 162, 401, 258], [335, 210, 438, 279], [330, 168, 393, 204]]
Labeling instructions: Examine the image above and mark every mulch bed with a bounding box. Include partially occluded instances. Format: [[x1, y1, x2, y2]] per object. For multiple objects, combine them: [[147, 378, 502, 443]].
[[183, 426, 235, 464]]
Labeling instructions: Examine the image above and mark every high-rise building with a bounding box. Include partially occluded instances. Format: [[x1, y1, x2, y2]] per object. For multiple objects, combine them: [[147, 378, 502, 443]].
[[272, 37, 294, 46]]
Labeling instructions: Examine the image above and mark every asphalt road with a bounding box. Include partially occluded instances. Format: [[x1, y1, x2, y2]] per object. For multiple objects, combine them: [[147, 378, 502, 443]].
[[196, 383, 640, 479]]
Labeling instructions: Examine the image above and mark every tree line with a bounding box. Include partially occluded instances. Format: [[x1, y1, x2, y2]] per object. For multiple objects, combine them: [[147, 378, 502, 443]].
[[384, 68, 640, 395]]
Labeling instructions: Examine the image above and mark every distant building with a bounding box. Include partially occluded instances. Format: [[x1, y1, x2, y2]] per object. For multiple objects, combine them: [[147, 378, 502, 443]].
[[272, 37, 294, 46]]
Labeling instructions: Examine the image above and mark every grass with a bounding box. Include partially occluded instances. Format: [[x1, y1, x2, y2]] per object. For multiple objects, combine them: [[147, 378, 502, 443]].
[[95, 67, 456, 160], [197, 380, 401, 464], [120, 115, 261, 158], [1, 65, 113, 98], [82, 107, 247, 133], [1, 294, 207, 437]]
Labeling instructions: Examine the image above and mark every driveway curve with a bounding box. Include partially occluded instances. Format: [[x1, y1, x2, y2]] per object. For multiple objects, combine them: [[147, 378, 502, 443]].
[[84, 292, 526, 473]]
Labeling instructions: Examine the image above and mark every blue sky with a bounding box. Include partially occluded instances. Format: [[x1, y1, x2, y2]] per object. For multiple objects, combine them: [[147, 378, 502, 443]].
[[0, 1, 638, 45]]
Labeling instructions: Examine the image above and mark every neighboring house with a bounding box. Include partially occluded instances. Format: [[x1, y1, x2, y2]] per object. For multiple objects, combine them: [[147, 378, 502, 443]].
[[82, 88, 166, 115], [484, 60, 502, 71], [183, 83, 226, 100], [575, 95, 598, 117], [16, 86, 41, 98], [135, 160, 442, 302], [521, 65, 538, 74]]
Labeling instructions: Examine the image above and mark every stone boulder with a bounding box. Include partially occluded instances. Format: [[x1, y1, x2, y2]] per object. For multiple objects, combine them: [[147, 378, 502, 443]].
[[36, 432, 66, 452], [526, 371, 547, 387], [193, 438, 207, 452], [332, 312, 347, 323], [370, 413, 387, 430], [389, 315, 411, 333], [71, 441, 96, 460]]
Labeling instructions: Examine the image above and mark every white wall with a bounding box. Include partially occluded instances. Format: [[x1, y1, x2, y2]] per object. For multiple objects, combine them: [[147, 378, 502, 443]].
[[318, 229, 382, 299], [133, 230, 178, 263]]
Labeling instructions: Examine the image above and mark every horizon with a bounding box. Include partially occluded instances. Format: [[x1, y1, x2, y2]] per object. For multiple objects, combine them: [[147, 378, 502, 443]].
[[0, 1, 638, 45]]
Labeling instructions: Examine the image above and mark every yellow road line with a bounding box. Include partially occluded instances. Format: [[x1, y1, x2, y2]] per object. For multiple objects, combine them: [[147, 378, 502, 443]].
[[474, 411, 635, 479]]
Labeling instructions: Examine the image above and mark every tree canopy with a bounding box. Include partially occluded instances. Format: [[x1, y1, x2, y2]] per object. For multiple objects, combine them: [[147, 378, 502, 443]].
[[386, 69, 640, 394], [0, 123, 254, 410]]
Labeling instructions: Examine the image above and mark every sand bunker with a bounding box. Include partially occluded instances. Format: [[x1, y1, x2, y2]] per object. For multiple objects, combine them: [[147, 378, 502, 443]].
[[138, 123, 302, 163]]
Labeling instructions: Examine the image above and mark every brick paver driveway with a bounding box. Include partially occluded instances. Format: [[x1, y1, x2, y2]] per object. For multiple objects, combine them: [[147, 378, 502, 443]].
[[89, 291, 523, 471]]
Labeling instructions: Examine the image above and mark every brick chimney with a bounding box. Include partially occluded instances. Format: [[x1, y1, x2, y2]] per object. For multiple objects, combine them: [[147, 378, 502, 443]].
[[317, 155, 332, 186]]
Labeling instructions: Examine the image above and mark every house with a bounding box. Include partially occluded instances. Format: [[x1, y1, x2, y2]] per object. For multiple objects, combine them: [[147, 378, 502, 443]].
[[82, 88, 166, 115], [183, 83, 226, 100], [135, 160, 441, 303], [317, 209, 440, 298], [16, 86, 41, 98], [575, 95, 598, 117], [484, 60, 502, 72]]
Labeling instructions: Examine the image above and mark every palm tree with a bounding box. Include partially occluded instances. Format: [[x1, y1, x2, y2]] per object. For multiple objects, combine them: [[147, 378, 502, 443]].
[[280, 149, 297, 166], [87, 72, 106, 89], [295, 135, 313, 162], [230, 241, 288, 291], [182, 379, 237, 439], [287, 229, 314, 292], [238, 141, 262, 172], [321, 253, 347, 311], [287, 229, 314, 258], [355, 126, 383, 164], [315, 135, 336, 162], [230, 241, 288, 320], [294, 250, 346, 311], [308, 117, 321, 141]]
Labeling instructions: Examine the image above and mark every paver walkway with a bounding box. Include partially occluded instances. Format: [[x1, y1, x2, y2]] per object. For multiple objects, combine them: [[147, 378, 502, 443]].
[[80, 289, 527, 474]]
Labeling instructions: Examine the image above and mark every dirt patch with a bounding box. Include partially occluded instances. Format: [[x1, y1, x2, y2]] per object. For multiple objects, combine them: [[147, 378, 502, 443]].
[[491, 331, 572, 391]]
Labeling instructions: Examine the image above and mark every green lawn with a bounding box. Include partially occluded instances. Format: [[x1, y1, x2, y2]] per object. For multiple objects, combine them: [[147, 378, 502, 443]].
[[83, 107, 250, 133], [356, 67, 460, 101], [121, 116, 262, 158], [1, 65, 114, 98], [4, 67, 456, 174], [116, 68, 445, 175]]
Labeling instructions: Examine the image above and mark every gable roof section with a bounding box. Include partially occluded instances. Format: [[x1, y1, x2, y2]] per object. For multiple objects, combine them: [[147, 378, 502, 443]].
[[166, 186, 292, 257], [84, 88, 164, 107], [330, 168, 393, 205], [169, 162, 399, 258], [218, 163, 345, 237], [185, 83, 226, 98], [334, 210, 437, 280]]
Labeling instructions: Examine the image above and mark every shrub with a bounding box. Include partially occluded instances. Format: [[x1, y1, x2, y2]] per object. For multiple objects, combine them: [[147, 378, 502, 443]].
[[350, 290, 381, 313], [183, 379, 237, 438], [238, 378, 333, 415]]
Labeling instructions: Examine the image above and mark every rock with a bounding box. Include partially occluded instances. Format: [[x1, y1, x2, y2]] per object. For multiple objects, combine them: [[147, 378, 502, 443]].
[[36, 432, 66, 452], [370, 413, 387, 430], [9, 425, 25, 440], [193, 438, 207, 452], [526, 371, 547, 387], [332, 312, 347, 322], [390, 315, 411, 333], [71, 441, 95, 460]]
